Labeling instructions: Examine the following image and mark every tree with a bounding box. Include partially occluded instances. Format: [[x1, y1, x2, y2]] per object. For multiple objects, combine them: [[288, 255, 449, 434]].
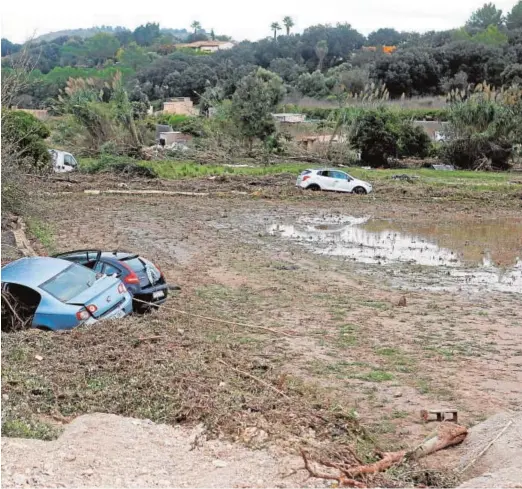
[[350, 110, 399, 166], [269, 57, 306, 83], [473, 24, 508, 45], [506, 1, 522, 30], [296, 70, 330, 97], [270, 22, 282, 40], [466, 3, 504, 30], [117, 42, 149, 71], [1, 38, 22, 57], [133, 23, 161, 46], [114, 29, 133, 46], [501, 63, 522, 84], [231, 67, 285, 151], [191, 21, 202, 34], [349, 109, 431, 166], [84, 33, 120, 66], [436, 41, 504, 87], [372, 48, 441, 97], [367, 28, 404, 46], [300, 23, 365, 70], [210, 29, 216, 41], [282, 16, 295, 36], [315, 40, 328, 71], [2, 110, 51, 168]]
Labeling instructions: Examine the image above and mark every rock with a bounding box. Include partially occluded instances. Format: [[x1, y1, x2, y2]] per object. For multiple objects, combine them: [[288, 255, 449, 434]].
[[394, 391, 403, 398], [212, 460, 228, 468], [34, 355, 44, 361], [13, 473, 27, 485], [63, 454, 76, 462], [397, 296, 407, 307], [82, 469, 94, 476]]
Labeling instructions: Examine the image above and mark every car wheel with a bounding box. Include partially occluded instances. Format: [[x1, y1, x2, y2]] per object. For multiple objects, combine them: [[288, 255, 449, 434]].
[[353, 186, 367, 194], [307, 184, 321, 191]]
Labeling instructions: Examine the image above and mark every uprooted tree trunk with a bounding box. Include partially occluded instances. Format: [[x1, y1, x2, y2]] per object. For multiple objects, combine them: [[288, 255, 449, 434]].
[[302, 423, 468, 487]]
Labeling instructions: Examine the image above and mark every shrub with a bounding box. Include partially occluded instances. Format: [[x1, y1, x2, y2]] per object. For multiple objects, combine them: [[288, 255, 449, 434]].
[[396, 122, 432, 158], [350, 110, 398, 166], [442, 88, 522, 170], [81, 154, 158, 178], [2, 110, 51, 169], [441, 135, 513, 170], [349, 109, 432, 166]]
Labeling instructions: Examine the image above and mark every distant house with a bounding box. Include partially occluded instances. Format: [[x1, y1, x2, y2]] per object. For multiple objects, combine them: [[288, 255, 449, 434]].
[[159, 131, 193, 147], [272, 113, 306, 123], [162, 98, 197, 116], [362, 46, 396, 54], [296, 134, 346, 151], [175, 40, 235, 53]]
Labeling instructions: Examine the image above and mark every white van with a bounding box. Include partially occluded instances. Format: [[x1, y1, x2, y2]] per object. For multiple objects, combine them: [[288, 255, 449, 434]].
[[48, 149, 78, 173]]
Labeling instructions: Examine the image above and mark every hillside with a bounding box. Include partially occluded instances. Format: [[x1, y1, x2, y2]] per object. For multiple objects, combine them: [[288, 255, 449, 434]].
[[2, 1, 522, 112], [33, 26, 190, 43]]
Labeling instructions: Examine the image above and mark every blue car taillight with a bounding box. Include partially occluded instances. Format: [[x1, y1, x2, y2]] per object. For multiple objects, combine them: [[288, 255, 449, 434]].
[[76, 308, 90, 321]]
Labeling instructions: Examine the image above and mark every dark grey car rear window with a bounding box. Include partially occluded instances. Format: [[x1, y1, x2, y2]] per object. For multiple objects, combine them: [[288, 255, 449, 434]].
[[125, 258, 146, 272]]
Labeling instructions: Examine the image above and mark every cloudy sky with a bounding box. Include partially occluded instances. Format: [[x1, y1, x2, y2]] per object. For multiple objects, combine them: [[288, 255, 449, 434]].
[[1, 0, 519, 43]]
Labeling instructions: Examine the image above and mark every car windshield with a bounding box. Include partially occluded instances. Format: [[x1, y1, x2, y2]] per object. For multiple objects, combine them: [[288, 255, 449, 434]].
[[40, 264, 97, 302]]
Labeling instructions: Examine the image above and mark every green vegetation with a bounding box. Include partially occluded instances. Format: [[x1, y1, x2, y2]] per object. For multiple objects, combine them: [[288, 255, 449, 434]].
[[2, 1, 522, 110], [442, 84, 522, 170], [1, 110, 51, 168], [26, 218, 55, 253], [278, 105, 450, 122], [79, 157, 517, 192], [231, 68, 285, 151], [2, 418, 59, 441], [350, 108, 431, 166]]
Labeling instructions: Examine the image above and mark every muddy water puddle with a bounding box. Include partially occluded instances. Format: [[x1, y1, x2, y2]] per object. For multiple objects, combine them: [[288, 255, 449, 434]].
[[268, 216, 522, 294]]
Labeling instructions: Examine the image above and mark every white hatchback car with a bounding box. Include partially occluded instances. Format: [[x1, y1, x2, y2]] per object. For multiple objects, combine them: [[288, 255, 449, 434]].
[[296, 169, 373, 194]]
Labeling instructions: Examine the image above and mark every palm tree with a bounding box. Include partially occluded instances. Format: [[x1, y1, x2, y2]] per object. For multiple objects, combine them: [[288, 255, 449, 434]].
[[282, 16, 294, 36], [315, 40, 328, 71], [270, 22, 282, 40], [191, 21, 202, 34]]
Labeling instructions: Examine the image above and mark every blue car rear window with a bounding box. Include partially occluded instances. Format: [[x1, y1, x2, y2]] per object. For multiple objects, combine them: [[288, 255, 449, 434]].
[[40, 264, 97, 302]]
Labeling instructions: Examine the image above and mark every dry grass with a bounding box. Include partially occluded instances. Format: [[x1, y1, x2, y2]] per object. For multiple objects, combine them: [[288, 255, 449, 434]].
[[1, 306, 366, 451]]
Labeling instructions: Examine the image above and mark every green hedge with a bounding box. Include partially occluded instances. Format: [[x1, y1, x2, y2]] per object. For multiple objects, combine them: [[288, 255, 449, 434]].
[[278, 104, 449, 122]]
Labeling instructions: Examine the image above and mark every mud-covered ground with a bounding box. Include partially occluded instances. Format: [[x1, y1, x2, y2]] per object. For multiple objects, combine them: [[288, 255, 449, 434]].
[[37, 174, 522, 445]]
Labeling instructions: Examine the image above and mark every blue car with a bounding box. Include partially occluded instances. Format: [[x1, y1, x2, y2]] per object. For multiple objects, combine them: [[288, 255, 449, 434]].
[[53, 250, 170, 311], [1, 257, 133, 331]]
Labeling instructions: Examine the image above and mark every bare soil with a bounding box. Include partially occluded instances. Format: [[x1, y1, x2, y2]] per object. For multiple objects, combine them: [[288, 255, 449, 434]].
[[1, 413, 327, 488], [2, 174, 522, 487]]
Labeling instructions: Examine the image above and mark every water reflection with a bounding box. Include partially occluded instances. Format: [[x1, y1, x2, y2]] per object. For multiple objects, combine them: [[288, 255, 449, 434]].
[[267, 217, 522, 294]]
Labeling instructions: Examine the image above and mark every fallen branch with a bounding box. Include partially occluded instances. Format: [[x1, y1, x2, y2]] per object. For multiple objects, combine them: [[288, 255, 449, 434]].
[[302, 423, 468, 485], [217, 359, 290, 400], [137, 335, 165, 342], [408, 423, 468, 460], [301, 450, 367, 488], [345, 451, 406, 478]]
